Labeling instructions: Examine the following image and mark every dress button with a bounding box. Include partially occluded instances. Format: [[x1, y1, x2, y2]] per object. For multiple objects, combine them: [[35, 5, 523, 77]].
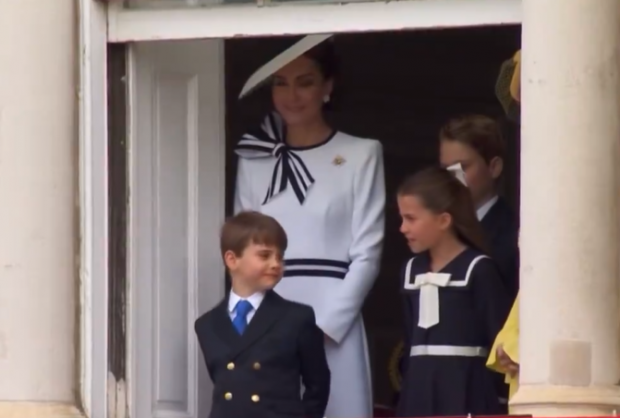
[[224, 392, 232, 401], [253, 362, 261, 370], [251, 394, 260, 403], [227, 362, 235, 370]]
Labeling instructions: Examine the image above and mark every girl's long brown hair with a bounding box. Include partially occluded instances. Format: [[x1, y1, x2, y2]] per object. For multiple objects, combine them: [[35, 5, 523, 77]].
[[397, 166, 490, 254]]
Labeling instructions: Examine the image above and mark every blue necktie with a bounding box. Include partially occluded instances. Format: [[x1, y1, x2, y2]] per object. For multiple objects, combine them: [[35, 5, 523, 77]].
[[232, 300, 253, 335]]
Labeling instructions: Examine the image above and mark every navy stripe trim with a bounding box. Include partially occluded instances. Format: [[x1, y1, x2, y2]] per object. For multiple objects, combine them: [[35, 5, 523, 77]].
[[283, 270, 346, 279], [283, 258, 350, 280], [285, 258, 349, 269]]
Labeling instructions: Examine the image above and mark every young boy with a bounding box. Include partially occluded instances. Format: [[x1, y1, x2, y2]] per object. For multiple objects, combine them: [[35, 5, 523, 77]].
[[439, 115, 518, 413], [439, 114, 519, 300], [194, 211, 330, 418]]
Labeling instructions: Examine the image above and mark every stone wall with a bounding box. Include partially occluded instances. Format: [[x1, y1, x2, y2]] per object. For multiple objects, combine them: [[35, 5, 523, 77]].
[[0, 0, 78, 416]]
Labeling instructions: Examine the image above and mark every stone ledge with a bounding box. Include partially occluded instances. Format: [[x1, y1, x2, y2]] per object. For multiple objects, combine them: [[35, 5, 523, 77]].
[[511, 384, 620, 416], [0, 402, 84, 418]]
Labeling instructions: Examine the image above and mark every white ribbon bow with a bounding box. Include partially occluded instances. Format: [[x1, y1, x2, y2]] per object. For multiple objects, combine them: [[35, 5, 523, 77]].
[[411, 273, 451, 329], [447, 163, 468, 187]]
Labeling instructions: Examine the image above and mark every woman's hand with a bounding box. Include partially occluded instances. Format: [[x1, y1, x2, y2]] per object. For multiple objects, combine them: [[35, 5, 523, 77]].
[[497, 344, 519, 377]]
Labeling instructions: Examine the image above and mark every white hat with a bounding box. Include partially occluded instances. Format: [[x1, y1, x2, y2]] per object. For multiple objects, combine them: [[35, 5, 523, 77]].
[[238, 34, 333, 99]]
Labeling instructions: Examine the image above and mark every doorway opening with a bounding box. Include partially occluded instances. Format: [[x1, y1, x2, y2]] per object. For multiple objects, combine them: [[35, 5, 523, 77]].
[[125, 24, 521, 418], [223, 26, 521, 406]]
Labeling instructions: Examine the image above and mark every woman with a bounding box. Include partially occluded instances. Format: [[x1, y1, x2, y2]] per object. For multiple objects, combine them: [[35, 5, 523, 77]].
[[234, 38, 386, 418]]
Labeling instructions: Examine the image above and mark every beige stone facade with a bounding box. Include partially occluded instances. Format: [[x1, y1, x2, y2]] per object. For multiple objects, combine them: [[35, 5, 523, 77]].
[[0, 0, 79, 417], [512, 0, 620, 415]]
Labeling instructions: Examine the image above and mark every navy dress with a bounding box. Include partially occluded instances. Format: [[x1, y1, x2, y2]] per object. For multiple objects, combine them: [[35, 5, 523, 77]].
[[480, 197, 519, 300], [396, 248, 511, 418]]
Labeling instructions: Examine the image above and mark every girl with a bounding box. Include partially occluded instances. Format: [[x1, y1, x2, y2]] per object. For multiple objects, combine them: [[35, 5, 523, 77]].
[[396, 166, 510, 417], [234, 38, 385, 418]]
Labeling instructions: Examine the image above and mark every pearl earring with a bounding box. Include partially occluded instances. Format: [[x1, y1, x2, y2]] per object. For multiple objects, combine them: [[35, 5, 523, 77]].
[[323, 95, 330, 103]]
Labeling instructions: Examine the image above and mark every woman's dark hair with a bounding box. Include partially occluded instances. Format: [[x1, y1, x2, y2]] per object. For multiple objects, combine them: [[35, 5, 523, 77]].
[[397, 166, 489, 254], [303, 40, 338, 111], [303, 39, 338, 81]]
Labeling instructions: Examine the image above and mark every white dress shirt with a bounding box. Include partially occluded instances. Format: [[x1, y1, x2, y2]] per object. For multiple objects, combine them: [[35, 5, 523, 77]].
[[476, 195, 499, 221], [228, 290, 265, 324]]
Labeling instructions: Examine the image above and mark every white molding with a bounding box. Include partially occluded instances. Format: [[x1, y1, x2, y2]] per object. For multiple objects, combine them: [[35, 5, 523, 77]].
[[108, 0, 521, 42], [185, 74, 200, 418], [128, 40, 226, 418], [126, 45, 138, 418], [78, 1, 109, 418]]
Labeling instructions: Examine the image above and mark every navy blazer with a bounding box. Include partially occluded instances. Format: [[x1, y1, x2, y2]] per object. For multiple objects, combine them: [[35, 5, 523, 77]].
[[480, 197, 519, 300], [195, 290, 330, 418]]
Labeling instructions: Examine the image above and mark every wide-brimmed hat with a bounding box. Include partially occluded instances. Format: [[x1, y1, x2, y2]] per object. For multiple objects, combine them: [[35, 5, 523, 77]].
[[239, 34, 333, 99]]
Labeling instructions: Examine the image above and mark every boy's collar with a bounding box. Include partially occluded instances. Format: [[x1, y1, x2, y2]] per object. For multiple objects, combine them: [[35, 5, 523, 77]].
[[477, 195, 499, 221], [228, 290, 266, 313]]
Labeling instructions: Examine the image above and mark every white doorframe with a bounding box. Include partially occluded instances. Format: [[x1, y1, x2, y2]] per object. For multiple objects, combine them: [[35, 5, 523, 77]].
[[127, 40, 226, 418], [81, 0, 522, 417], [78, 1, 109, 418], [108, 0, 521, 42]]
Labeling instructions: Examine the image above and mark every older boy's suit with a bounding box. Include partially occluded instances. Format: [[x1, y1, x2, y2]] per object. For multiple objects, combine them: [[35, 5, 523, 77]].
[[480, 197, 519, 300], [195, 290, 330, 418], [479, 196, 519, 412]]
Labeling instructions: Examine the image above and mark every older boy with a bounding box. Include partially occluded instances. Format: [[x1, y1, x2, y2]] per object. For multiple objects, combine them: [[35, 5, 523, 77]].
[[439, 114, 519, 299], [195, 211, 330, 418]]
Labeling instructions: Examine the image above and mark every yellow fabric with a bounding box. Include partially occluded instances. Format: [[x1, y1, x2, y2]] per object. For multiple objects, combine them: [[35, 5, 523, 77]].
[[494, 50, 521, 121], [487, 294, 520, 402], [509, 50, 521, 102]]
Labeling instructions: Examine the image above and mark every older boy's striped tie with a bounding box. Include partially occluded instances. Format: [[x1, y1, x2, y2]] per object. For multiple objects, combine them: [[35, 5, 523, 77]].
[[232, 300, 253, 335]]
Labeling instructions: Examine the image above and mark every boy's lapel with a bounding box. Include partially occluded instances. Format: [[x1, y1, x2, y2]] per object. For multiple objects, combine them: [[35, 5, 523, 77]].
[[481, 197, 513, 241], [212, 297, 241, 345], [228, 290, 285, 359]]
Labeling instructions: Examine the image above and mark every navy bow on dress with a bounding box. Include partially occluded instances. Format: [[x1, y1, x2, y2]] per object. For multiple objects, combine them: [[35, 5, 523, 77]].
[[235, 112, 315, 205]]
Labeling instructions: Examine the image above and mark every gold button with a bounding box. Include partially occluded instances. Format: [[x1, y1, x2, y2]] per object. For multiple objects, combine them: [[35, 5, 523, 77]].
[[224, 392, 232, 401], [253, 362, 261, 370], [251, 394, 260, 403], [227, 362, 235, 370]]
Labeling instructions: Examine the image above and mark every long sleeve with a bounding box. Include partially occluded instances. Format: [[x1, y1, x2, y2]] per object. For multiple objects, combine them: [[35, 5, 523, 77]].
[[315, 141, 386, 343], [399, 260, 413, 376], [491, 227, 519, 299], [487, 294, 520, 401], [194, 318, 215, 383], [234, 157, 256, 213], [298, 307, 331, 418], [471, 258, 511, 348], [400, 292, 413, 377], [487, 293, 520, 370]]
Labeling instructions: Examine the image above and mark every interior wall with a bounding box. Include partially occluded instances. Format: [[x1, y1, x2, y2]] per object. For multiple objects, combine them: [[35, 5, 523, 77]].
[[224, 26, 521, 405]]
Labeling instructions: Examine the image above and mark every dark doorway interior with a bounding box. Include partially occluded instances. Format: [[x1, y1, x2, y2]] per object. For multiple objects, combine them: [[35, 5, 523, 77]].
[[224, 25, 521, 406]]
